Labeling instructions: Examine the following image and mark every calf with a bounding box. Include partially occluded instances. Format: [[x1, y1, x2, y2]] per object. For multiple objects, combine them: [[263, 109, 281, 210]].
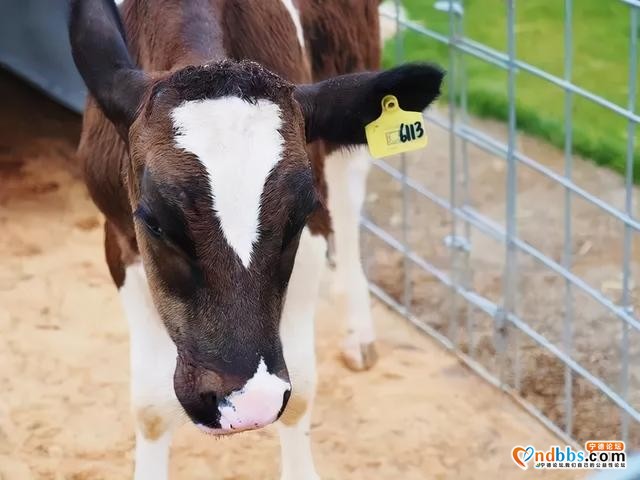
[[69, 1, 443, 478]]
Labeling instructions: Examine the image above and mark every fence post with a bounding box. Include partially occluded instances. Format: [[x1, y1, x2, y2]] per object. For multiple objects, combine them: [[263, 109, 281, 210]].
[[620, 0, 638, 445], [498, 0, 518, 388], [562, 0, 575, 440], [445, 0, 468, 348]]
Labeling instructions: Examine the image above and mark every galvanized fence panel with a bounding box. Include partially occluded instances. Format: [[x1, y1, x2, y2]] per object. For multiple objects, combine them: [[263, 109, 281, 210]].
[[367, 0, 639, 447]]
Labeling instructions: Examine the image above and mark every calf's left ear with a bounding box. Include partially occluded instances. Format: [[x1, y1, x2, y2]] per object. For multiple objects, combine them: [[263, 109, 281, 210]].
[[294, 63, 444, 145]]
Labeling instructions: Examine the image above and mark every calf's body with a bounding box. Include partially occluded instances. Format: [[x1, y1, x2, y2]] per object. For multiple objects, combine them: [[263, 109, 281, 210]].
[[70, 0, 442, 478]]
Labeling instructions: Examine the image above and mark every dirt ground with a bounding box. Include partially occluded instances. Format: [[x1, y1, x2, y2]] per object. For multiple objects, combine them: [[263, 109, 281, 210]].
[[0, 72, 589, 478]]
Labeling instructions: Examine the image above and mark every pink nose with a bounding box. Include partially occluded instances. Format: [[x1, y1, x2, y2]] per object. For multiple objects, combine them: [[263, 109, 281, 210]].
[[196, 359, 291, 435]]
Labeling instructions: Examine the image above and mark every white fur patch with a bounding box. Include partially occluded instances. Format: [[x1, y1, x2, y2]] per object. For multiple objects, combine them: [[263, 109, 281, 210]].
[[171, 97, 285, 268], [277, 228, 326, 480], [120, 262, 180, 411], [325, 148, 376, 348], [277, 228, 325, 408], [120, 262, 182, 480], [218, 357, 291, 430], [280, 0, 305, 48]]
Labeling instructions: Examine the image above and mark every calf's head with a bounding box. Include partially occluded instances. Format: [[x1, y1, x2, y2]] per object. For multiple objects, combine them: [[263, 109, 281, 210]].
[[70, 0, 443, 434]]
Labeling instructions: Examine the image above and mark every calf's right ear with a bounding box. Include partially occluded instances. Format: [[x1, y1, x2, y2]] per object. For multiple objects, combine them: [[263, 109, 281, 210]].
[[294, 63, 444, 145], [68, 0, 149, 138]]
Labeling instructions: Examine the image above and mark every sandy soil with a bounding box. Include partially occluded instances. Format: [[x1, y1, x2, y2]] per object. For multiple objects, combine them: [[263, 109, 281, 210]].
[[0, 73, 587, 479]]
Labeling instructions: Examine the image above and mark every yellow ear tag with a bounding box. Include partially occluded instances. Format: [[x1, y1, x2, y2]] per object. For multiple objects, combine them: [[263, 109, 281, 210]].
[[365, 95, 428, 159]]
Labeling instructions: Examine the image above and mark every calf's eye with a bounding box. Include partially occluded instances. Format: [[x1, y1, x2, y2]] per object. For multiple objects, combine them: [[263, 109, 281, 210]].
[[135, 206, 164, 238], [144, 219, 164, 238]]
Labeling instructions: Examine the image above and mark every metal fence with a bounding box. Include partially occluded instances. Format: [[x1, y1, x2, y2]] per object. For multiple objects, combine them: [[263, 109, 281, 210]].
[[366, 0, 639, 447]]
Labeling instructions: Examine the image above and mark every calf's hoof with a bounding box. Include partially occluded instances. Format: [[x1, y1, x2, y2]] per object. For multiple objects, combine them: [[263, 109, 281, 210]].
[[341, 341, 378, 371]]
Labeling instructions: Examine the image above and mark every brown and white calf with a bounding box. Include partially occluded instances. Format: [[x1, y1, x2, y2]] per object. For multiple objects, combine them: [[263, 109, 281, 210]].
[[69, 0, 443, 478]]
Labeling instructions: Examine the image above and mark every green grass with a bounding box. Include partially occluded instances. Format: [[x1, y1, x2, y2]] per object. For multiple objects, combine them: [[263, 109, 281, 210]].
[[383, 0, 640, 183]]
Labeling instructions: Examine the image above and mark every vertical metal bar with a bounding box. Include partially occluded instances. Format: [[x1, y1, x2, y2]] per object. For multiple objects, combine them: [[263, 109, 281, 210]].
[[394, 0, 412, 314], [561, 0, 574, 439], [394, 0, 404, 62], [620, 2, 638, 445], [448, 0, 460, 345], [457, 2, 474, 359], [500, 0, 518, 386], [400, 156, 412, 315]]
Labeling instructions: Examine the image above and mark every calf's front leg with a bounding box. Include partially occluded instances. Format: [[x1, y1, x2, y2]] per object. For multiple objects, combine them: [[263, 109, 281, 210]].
[[278, 228, 326, 480], [325, 146, 377, 371], [119, 261, 183, 480]]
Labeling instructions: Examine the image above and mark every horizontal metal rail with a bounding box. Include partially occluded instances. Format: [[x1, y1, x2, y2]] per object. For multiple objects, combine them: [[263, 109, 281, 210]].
[[413, 107, 640, 232], [362, 216, 640, 427], [367, 280, 580, 449], [370, 157, 640, 332], [422, 110, 640, 232]]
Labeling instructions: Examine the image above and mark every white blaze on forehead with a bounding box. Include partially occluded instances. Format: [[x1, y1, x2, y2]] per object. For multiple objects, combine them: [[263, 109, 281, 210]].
[[280, 0, 305, 49], [219, 358, 290, 430], [171, 97, 285, 268]]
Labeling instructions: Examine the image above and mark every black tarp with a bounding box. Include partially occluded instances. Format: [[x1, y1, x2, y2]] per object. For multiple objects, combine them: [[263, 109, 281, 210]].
[[0, 0, 86, 112]]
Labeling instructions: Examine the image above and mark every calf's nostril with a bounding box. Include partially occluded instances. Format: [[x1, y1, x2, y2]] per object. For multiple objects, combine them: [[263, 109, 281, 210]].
[[277, 389, 291, 419], [199, 390, 218, 408]]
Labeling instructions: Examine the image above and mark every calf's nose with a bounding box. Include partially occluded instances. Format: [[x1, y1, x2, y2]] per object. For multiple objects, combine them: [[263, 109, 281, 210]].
[[176, 352, 291, 434], [217, 358, 291, 431]]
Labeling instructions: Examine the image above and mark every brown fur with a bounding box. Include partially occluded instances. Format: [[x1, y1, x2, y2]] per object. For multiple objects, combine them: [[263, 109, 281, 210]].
[[75, 0, 383, 429], [72, 0, 444, 437], [104, 221, 126, 288], [78, 0, 381, 282], [300, 0, 381, 80], [299, 0, 381, 233]]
